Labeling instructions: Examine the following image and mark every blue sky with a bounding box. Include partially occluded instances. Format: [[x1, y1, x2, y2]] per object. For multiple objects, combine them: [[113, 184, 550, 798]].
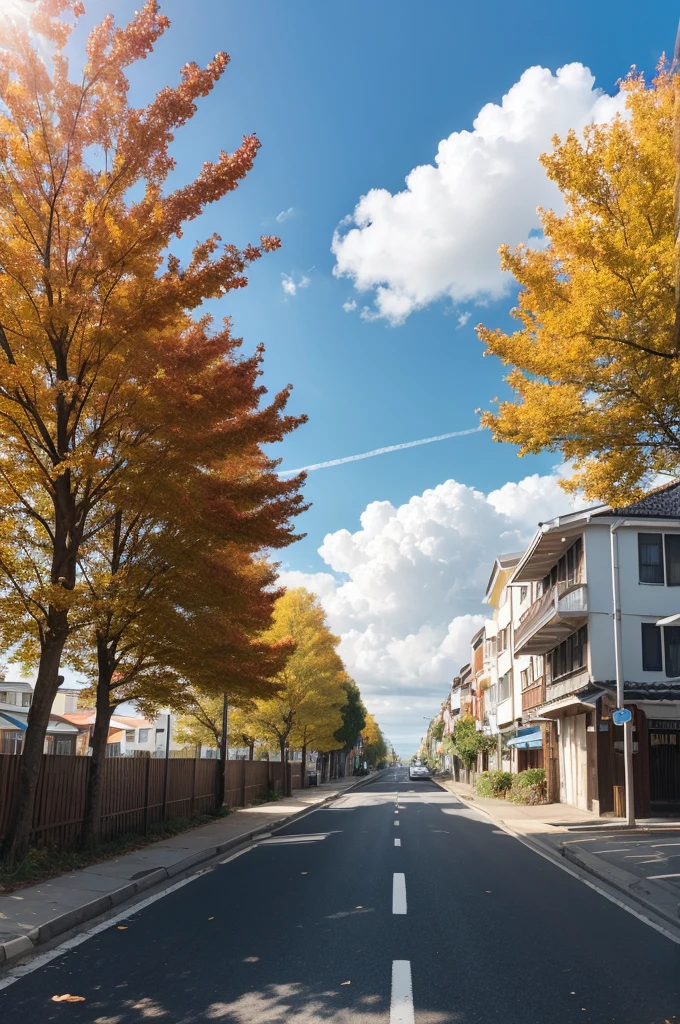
[[79, 0, 671, 574], [67, 1, 676, 751]]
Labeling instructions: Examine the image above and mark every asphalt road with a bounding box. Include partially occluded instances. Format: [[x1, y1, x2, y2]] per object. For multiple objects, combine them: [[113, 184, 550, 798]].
[[1, 769, 679, 1023]]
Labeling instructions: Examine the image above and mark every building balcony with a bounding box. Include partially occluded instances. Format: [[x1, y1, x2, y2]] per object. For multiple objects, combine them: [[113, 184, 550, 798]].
[[521, 676, 546, 713], [514, 582, 588, 656]]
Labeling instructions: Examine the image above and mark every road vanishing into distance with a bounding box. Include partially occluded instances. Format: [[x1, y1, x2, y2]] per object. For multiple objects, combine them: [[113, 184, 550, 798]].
[[1, 768, 678, 1023]]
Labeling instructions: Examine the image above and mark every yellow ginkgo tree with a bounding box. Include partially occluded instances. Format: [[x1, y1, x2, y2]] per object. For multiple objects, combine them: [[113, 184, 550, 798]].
[[478, 62, 680, 504]]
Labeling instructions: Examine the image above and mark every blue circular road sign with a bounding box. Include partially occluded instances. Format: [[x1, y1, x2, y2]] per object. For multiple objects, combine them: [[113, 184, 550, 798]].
[[612, 708, 632, 726]]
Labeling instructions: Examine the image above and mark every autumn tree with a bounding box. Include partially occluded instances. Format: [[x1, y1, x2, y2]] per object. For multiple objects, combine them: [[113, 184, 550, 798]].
[[0, 0, 303, 861], [361, 712, 388, 769], [249, 588, 346, 797], [175, 697, 262, 758], [478, 64, 680, 504], [73, 323, 305, 844]]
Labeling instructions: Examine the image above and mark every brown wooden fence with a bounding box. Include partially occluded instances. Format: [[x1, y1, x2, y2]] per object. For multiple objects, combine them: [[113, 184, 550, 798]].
[[0, 755, 302, 852]]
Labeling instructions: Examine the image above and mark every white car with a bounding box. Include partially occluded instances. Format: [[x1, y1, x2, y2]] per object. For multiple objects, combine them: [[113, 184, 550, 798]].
[[409, 762, 430, 780]]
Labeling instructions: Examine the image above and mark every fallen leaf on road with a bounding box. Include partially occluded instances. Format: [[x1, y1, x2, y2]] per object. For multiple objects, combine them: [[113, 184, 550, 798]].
[[243, 956, 259, 963], [570, 992, 575, 995], [117, 926, 128, 930], [301, 871, 308, 875], [355, 906, 363, 909], [51, 995, 85, 1003], [340, 981, 351, 986], [208, 917, 214, 921], [485, 890, 492, 894]]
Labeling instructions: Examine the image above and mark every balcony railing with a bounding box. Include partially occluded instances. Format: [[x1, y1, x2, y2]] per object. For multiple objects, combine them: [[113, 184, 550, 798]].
[[521, 675, 546, 712], [514, 582, 588, 655]]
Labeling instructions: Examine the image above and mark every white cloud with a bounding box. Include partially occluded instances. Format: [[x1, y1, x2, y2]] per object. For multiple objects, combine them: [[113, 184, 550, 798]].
[[276, 207, 296, 224], [332, 63, 624, 324], [456, 311, 471, 329], [279, 469, 583, 752], [342, 298, 357, 313], [281, 272, 311, 298]]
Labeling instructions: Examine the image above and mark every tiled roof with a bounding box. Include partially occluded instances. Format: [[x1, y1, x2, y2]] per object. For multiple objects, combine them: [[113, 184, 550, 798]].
[[598, 479, 680, 519]]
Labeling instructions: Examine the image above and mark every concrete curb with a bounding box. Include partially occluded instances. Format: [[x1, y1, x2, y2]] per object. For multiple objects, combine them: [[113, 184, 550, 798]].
[[0, 770, 384, 966], [432, 776, 680, 933]]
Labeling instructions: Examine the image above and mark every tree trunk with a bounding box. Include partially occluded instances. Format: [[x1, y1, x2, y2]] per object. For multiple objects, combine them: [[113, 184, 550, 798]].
[[248, 743, 254, 761], [279, 737, 287, 796], [0, 624, 67, 861], [81, 639, 115, 847], [301, 742, 307, 788]]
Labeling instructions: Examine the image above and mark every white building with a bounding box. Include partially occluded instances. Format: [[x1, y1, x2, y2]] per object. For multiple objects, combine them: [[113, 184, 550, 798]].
[[508, 481, 680, 815], [0, 680, 80, 755]]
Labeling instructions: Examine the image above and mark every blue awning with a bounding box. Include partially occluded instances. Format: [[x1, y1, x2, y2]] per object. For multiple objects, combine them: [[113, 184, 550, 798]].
[[0, 710, 27, 731], [506, 727, 543, 749]]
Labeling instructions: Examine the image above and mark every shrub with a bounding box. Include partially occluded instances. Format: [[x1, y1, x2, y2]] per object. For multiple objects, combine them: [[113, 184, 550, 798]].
[[476, 770, 513, 798], [510, 768, 547, 804]]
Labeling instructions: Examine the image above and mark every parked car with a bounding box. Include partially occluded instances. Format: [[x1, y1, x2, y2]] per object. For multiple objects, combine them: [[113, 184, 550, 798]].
[[409, 761, 430, 780]]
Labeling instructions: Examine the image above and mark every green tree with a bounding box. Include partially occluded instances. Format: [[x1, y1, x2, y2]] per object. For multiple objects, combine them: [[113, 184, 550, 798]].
[[445, 715, 493, 771]]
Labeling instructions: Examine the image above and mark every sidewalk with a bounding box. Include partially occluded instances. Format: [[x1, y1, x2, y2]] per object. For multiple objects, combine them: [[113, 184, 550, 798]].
[[0, 772, 374, 966], [436, 776, 680, 931]]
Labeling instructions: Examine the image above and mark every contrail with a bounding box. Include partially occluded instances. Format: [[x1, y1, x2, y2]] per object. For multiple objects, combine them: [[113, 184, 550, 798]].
[[279, 426, 485, 476]]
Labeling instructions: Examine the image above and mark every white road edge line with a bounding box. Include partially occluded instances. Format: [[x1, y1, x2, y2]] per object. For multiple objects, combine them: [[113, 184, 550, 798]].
[[394, 819, 399, 826], [390, 959, 415, 1024], [392, 873, 407, 914], [489, 816, 680, 945], [394, 838, 401, 847]]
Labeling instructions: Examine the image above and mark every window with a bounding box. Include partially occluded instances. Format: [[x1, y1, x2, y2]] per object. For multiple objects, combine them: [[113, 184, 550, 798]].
[[664, 626, 680, 678], [22, 692, 31, 707], [520, 586, 528, 603], [138, 729, 149, 743], [641, 623, 663, 672], [125, 730, 136, 743], [520, 668, 529, 689], [0, 691, 16, 705], [55, 739, 72, 755], [547, 626, 588, 681], [639, 533, 664, 584], [533, 655, 544, 678], [665, 535, 680, 587], [63, 693, 78, 713], [498, 673, 511, 702], [106, 742, 121, 757]]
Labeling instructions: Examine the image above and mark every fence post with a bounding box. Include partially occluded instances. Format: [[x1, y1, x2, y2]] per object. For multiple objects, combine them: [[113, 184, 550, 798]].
[[143, 755, 151, 835], [241, 761, 247, 807]]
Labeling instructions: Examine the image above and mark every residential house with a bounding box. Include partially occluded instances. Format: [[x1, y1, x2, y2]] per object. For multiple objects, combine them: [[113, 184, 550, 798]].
[[483, 552, 522, 769], [0, 680, 81, 754], [510, 481, 680, 815]]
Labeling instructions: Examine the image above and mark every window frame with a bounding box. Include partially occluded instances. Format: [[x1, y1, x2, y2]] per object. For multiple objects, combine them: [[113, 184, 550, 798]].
[[663, 625, 680, 678], [665, 534, 680, 587], [641, 623, 663, 672], [638, 532, 665, 585]]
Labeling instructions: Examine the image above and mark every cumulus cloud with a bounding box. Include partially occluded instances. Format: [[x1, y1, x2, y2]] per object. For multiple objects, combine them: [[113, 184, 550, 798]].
[[342, 298, 357, 313], [276, 207, 296, 223], [281, 272, 310, 297], [456, 311, 471, 329], [332, 63, 624, 324], [278, 469, 584, 751]]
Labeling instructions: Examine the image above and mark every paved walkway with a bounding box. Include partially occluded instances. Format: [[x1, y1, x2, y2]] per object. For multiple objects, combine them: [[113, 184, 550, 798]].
[[436, 776, 680, 931], [0, 773, 373, 965]]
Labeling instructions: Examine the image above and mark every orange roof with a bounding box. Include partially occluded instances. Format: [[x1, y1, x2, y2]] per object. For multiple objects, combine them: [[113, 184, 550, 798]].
[[62, 711, 96, 725]]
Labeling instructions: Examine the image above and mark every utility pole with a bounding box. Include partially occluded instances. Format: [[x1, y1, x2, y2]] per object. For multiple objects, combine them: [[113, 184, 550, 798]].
[[610, 523, 635, 826]]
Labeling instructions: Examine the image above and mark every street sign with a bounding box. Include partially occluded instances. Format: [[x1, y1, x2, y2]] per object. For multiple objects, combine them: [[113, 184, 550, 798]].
[[612, 707, 632, 726]]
